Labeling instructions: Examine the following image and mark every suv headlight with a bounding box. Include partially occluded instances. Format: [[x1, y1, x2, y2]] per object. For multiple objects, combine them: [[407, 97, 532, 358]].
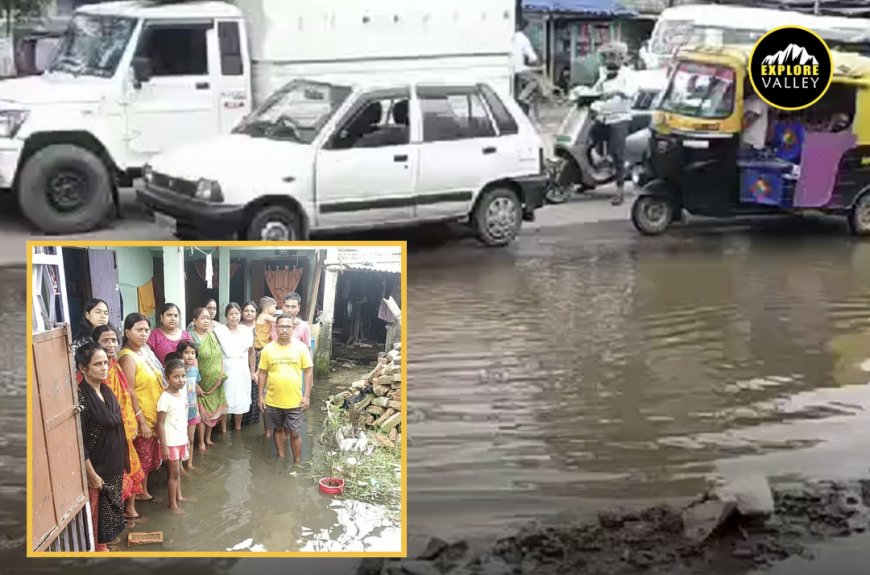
[[0, 110, 28, 138], [195, 178, 223, 202]]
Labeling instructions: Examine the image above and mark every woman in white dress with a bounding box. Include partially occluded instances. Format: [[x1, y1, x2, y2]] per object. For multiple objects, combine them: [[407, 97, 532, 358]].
[[213, 302, 255, 432]]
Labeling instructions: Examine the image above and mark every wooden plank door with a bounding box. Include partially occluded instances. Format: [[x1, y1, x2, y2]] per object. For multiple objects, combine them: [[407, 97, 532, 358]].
[[31, 326, 88, 552], [88, 250, 121, 329]]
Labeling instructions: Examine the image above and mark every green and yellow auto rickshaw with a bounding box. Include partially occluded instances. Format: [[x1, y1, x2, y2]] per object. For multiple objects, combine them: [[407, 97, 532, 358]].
[[631, 44, 870, 236]]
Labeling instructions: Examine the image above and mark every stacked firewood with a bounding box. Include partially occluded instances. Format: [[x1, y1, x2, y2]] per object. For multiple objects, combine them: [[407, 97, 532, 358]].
[[331, 342, 402, 449]]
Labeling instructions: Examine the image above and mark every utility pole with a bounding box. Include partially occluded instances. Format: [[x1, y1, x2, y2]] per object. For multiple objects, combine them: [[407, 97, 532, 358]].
[[814, 0, 820, 15]]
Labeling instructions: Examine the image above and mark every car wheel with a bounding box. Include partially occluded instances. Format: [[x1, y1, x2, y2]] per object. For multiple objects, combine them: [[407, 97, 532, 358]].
[[631, 194, 674, 236], [848, 192, 870, 236], [17, 144, 113, 234], [473, 187, 522, 247], [246, 205, 304, 241]]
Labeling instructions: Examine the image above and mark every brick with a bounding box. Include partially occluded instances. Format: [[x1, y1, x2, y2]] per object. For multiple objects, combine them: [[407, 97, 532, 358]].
[[364, 414, 375, 426], [374, 384, 391, 397], [366, 405, 385, 416], [373, 408, 396, 428], [388, 400, 402, 410], [371, 396, 390, 408], [372, 433, 395, 449], [380, 412, 401, 434], [389, 428, 398, 442]]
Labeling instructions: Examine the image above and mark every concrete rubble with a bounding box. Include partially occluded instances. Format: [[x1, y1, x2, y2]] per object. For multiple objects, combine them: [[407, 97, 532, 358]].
[[358, 477, 870, 575], [330, 342, 403, 451]]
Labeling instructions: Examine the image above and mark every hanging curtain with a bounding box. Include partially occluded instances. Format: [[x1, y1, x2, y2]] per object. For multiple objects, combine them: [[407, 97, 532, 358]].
[[378, 276, 401, 323], [265, 266, 304, 304], [192, 261, 242, 282]]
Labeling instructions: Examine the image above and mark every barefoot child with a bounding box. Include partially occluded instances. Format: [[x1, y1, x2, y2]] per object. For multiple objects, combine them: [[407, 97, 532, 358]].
[[254, 297, 278, 438], [163, 351, 192, 474], [176, 341, 202, 460], [157, 359, 190, 512]]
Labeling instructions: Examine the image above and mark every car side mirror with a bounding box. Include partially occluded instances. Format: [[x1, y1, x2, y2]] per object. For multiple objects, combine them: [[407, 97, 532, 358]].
[[131, 56, 152, 88]]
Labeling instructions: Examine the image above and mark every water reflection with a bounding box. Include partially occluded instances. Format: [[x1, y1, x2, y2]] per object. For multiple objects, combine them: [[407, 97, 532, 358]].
[[407, 232, 870, 534]]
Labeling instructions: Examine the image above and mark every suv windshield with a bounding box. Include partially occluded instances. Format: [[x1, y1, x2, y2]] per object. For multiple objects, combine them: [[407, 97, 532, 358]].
[[233, 80, 352, 144], [48, 14, 136, 77], [659, 61, 736, 119]]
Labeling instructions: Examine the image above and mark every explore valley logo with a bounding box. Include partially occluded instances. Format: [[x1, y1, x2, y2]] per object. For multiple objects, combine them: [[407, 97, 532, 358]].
[[749, 25, 833, 111]]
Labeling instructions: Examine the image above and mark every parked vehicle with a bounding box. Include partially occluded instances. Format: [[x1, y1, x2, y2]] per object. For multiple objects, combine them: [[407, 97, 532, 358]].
[[631, 44, 870, 237], [630, 3, 870, 155], [545, 84, 650, 203], [136, 79, 547, 246], [0, 0, 516, 234]]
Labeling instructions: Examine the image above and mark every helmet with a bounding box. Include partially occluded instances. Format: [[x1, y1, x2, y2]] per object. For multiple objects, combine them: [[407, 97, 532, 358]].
[[599, 41, 628, 71]]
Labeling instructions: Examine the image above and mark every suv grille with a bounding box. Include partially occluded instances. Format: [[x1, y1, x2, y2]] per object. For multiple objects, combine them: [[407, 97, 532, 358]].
[[151, 172, 196, 196]]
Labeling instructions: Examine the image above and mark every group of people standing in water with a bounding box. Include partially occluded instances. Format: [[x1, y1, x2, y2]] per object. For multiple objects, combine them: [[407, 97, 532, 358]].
[[70, 292, 314, 551]]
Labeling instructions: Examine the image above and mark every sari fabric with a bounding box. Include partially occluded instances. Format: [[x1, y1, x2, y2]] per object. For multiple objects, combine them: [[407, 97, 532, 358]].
[[117, 346, 165, 474], [192, 331, 227, 427]]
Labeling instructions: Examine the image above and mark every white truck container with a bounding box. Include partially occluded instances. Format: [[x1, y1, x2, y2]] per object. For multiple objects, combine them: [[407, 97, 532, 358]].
[[0, 0, 516, 234]]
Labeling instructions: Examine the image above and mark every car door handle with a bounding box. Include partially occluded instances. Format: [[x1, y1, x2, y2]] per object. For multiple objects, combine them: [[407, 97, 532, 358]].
[[482, 146, 497, 155], [393, 154, 408, 162], [195, 82, 210, 90]]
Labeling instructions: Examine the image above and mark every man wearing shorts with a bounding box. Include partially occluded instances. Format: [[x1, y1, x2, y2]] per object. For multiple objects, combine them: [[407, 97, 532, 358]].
[[257, 314, 314, 462]]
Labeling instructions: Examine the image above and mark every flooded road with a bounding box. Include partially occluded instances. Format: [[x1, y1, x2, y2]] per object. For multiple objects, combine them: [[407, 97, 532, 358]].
[[4, 216, 870, 574], [407, 221, 870, 536]]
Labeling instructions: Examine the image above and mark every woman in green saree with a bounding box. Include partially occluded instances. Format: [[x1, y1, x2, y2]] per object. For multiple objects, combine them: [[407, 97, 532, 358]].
[[190, 307, 227, 451]]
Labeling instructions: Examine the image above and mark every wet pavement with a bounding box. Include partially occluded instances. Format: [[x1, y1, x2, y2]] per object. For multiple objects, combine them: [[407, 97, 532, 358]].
[[4, 197, 870, 573]]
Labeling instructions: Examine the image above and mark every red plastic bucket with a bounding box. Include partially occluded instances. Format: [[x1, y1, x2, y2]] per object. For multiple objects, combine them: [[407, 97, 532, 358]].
[[319, 477, 345, 495]]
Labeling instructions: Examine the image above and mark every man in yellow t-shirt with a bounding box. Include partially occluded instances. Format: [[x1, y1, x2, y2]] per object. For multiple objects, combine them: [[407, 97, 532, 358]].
[[257, 314, 314, 462]]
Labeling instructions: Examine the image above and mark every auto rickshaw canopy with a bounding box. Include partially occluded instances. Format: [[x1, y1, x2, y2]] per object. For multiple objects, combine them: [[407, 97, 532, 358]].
[[674, 43, 870, 82]]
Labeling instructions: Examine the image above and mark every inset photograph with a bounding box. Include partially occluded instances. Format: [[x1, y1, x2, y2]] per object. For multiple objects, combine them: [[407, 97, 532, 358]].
[[27, 242, 405, 557]]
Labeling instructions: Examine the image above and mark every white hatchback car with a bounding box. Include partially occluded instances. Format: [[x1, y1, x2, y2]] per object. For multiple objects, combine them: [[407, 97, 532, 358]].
[[137, 79, 547, 246]]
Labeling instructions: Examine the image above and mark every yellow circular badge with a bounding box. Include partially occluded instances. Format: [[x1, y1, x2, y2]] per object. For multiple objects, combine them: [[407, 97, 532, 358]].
[[748, 25, 833, 111]]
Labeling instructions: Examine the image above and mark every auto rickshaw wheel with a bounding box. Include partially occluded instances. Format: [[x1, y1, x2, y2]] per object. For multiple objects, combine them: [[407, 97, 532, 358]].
[[631, 194, 674, 236], [848, 193, 870, 236]]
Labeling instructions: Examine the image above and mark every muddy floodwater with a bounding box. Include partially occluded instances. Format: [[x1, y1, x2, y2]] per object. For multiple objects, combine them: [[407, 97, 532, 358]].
[[407, 225, 870, 537], [3, 222, 870, 574]]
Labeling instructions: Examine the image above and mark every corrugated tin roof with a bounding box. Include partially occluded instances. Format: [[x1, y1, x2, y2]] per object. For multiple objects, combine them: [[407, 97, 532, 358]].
[[522, 0, 636, 16], [341, 261, 402, 274], [330, 248, 402, 274]]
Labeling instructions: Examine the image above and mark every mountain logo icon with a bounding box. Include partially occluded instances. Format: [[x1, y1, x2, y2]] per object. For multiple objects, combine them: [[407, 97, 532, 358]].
[[749, 25, 833, 111], [761, 44, 819, 66]]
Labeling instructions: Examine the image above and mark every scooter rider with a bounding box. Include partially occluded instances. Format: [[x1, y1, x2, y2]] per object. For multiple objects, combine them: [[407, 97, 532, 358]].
[[512, 18, 540, 115], [591, 42, 632, 206]]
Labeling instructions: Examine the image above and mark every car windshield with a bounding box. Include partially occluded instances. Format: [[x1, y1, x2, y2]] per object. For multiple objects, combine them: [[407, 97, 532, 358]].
[[233, 80, 353, 144], [47, 14, 136, 77], [648, 20, 693, 57], [658, 61, 736, 119], [650, 22, 763, 58]]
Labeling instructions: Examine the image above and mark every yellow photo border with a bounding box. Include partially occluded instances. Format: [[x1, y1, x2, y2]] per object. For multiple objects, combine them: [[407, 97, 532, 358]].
[[748, 24, 834, 112], [26, 239, 408, 559]]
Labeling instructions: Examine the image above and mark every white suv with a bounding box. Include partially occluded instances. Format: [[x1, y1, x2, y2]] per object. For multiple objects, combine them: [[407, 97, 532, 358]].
[[137, 79, 547, 246]]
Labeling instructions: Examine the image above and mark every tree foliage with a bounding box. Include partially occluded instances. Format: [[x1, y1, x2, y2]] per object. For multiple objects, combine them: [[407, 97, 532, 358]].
[[0, 0, 48, 34]]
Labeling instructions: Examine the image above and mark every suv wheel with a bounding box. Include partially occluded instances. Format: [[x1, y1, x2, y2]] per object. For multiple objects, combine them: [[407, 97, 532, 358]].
[[17, 144, 113, 234], [472, 187, 522, 247], [246, 205, 304, 241]]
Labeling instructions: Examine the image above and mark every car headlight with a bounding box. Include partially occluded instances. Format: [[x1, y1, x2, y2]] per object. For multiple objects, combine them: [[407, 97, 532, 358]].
[[0, 110, 29, 138], [195, 178, 223, 202], [143, 164, 153, 184]]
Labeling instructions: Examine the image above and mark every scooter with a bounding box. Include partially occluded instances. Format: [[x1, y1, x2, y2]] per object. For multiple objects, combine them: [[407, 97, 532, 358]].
[[544, 84, 652, 204]]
